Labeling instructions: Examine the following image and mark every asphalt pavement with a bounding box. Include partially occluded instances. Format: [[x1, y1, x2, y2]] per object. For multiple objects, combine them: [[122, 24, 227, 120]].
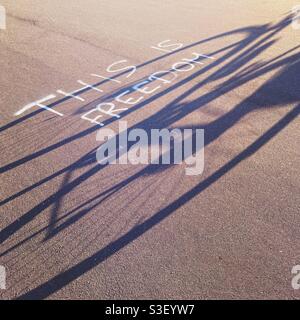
[[0, 0, 299, 299]]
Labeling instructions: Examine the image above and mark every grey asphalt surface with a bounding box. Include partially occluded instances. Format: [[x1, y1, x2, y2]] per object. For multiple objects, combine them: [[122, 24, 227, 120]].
[[0, 0, 299, 300]]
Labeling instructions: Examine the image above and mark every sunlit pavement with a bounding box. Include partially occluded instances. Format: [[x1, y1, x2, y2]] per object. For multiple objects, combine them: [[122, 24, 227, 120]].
[[0, 0, 299, 299]]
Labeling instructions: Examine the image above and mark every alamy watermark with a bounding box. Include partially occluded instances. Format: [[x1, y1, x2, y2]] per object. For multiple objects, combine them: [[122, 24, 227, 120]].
[[0, 265, 6, 290], [96, 121, 204, 176], [292, 5, 300, 30], [292, 265, 300, 290], [0, 5, 6, 30]]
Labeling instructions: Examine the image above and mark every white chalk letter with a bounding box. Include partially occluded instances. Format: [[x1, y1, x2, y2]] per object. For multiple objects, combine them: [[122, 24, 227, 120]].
[[14, 95, 63, 117], [106, 60, 137, 78]]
